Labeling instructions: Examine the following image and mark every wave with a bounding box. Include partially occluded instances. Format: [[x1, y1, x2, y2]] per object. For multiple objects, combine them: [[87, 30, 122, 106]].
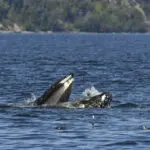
[[0, 93, 37, 109], [114, 103, 140, 108], [0, 89, 148, 110], [105, 140, 137, 146], [0, 87, 103, 108], [24, 93, 37, 105]]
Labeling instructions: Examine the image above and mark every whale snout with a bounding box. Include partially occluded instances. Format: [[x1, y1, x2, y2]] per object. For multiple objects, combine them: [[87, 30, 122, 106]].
[[63, 74, 74, 90], [70, 73, 74, 78], [102, 92, 112, 107], [60, 73, 74, 85]]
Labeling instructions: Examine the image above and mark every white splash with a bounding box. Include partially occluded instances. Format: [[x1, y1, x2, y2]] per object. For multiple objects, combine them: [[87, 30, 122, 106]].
[[24, 93, 37, 104], [92, 115, 95, 120], [82, 86, 102, 98]]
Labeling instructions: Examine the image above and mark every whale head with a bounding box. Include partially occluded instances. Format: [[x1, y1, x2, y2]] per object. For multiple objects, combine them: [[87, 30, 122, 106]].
[[71, 92, 112, 108], [92, 92, 112, 108], [35, 73, 74, 106]]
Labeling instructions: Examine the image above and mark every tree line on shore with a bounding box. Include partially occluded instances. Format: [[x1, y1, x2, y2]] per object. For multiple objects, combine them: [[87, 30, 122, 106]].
[[0, 0, 150, 33]]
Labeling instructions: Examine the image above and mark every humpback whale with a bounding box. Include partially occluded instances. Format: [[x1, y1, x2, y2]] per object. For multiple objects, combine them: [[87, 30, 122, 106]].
[[33, 73, 112, 108], [57, 92, 112, 108], [34, 73, 74, 106]]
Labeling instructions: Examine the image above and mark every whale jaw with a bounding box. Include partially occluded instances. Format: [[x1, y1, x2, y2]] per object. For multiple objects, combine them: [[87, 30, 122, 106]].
[[35, 73, 74, 106]]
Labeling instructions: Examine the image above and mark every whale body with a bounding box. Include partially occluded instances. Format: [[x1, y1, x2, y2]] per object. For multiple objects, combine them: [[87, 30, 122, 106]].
[[33, 73, 112, 108]]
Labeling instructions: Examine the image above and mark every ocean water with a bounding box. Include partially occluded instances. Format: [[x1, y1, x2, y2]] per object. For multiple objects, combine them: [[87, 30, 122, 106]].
[[0, 33, 150, 149]]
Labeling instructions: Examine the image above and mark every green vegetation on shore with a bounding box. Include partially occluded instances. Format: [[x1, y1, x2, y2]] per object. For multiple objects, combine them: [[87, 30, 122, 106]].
[[0, 0, 150, 33]]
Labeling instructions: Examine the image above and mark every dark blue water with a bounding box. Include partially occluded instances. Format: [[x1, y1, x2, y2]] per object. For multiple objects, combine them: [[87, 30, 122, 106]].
[[0, 33, 150, 149]]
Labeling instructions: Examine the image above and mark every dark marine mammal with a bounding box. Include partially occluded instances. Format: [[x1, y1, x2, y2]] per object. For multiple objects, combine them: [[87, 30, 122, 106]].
[[71, 92, 112, 108], [33, 73, 112, 108], [58, 92, 112, 108], [34, 73, 74, 106]]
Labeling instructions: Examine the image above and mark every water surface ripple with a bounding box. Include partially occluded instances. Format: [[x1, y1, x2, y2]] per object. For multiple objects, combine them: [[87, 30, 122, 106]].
[[0, 33, 150, 149]]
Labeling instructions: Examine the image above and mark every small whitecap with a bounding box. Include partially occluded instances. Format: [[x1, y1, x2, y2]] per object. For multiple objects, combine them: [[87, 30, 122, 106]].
[[82, 86, 102, 98], [24, 93, 37, 104], [92, 115, 95, 120]]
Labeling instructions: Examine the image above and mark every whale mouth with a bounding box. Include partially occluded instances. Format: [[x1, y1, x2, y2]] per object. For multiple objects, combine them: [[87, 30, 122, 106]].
[[35, 73, 74, 106]]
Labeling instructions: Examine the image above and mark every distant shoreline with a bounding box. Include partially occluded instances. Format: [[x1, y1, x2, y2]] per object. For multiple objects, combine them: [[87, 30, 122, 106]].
[[0, 0, 150, 35], [0, 30, 52, 34], [0, 30, 150, 34]]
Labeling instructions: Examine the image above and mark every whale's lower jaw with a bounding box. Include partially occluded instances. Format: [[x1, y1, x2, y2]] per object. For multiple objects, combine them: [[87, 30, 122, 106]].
[[35, 73, 74, 106]]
